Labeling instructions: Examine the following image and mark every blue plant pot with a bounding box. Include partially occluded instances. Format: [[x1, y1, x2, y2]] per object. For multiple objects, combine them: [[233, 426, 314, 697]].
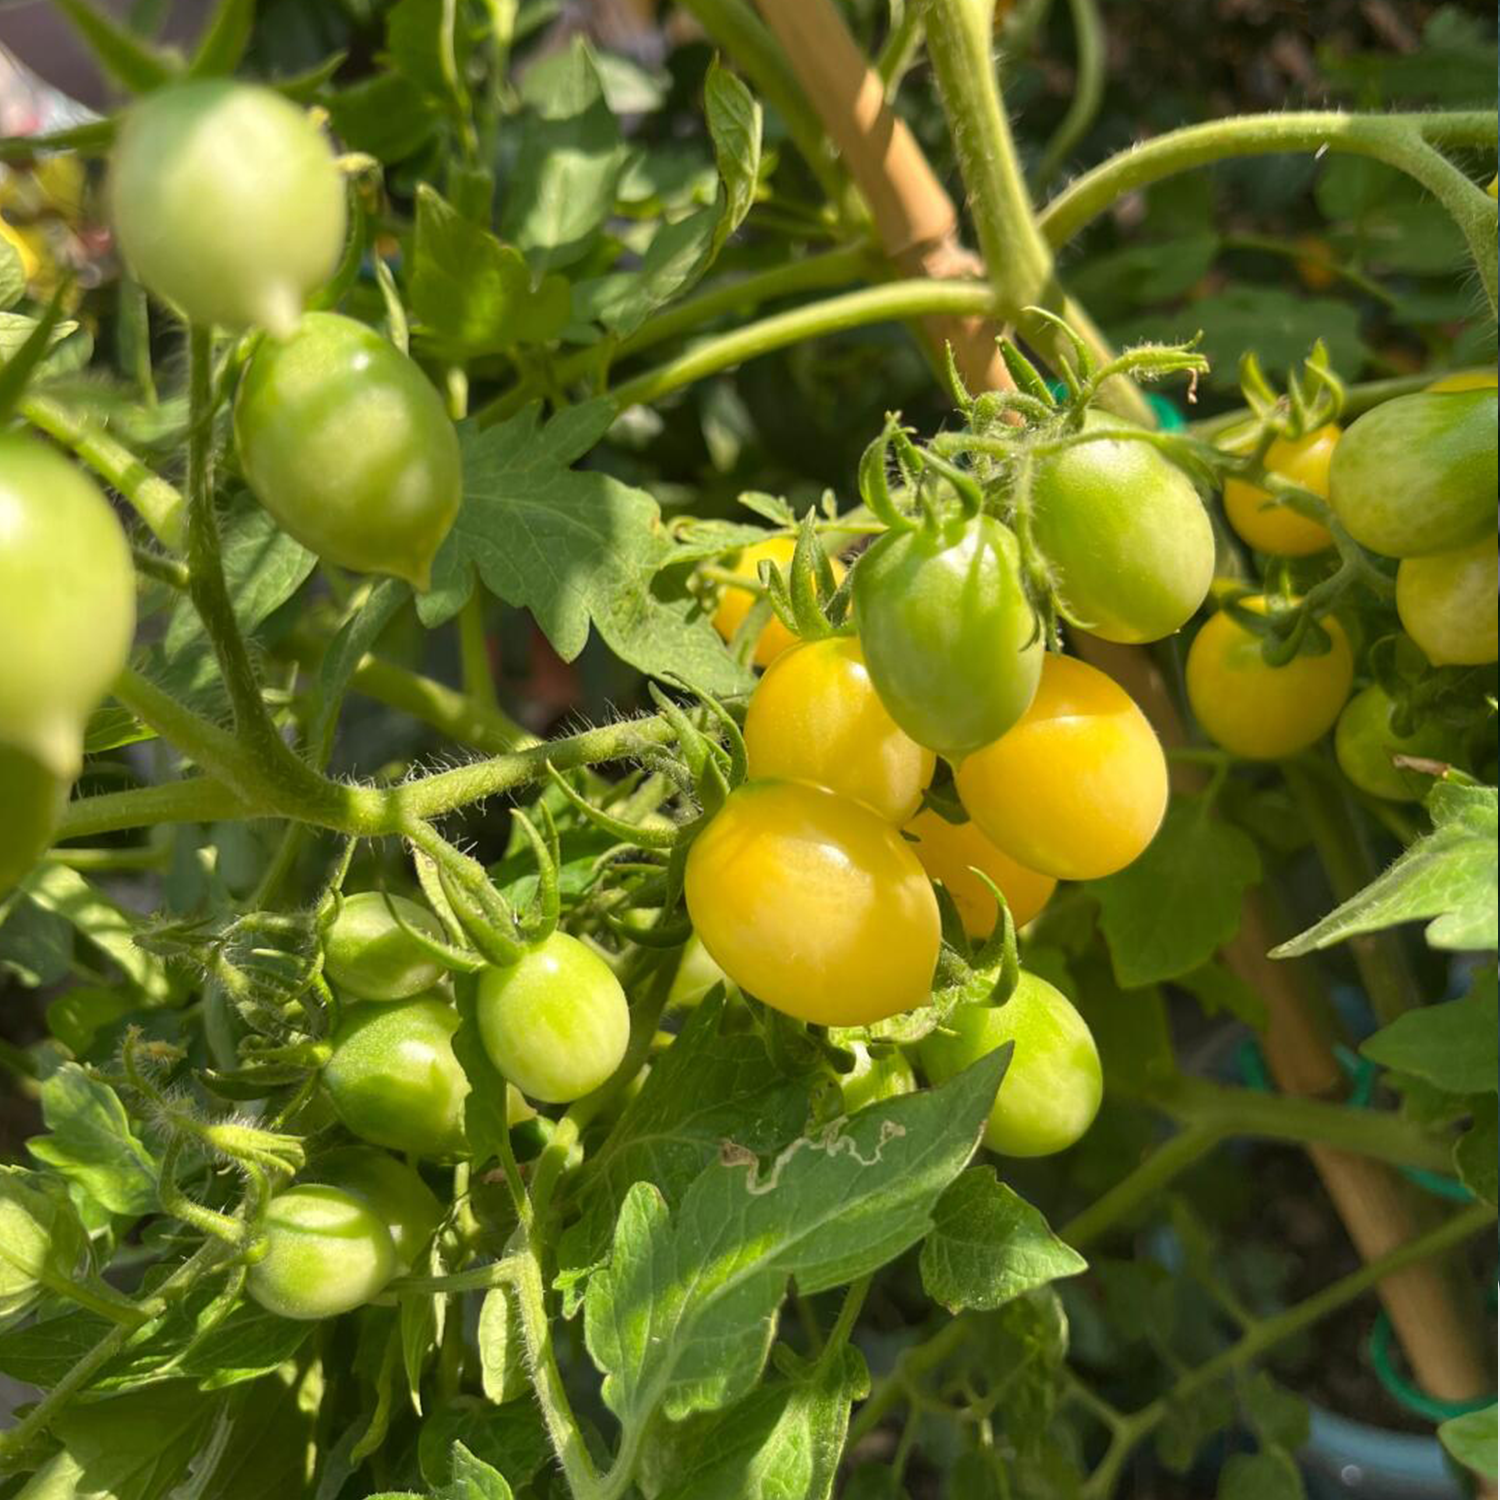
[[1301, 1405, 1464, 1500]]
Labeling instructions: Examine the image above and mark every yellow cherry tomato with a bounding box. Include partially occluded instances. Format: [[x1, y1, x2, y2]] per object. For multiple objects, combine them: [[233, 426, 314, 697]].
[[953, 654, 1168, 882], [1396, 536, 1499, 666], [1426, 370, 1499, 394], [1223, 425, 1340, 557], [1186, 597, 1354, 760], [903, 807, 1056, 939], [744, 636, 935, 823], [684, 779, 941, 1027], [712, 538, 846, 668]]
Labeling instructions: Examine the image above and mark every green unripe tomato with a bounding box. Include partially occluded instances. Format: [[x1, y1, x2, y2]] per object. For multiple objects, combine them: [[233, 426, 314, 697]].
[[1334, 685, 1457, 803], [0, 744, 67, 894], [324, 892, 448, 1002], [840, 1043, 917, 1115], [667, 934, 733, 1010], [1031, 413, 1214, 643], [309, 1147, 443, 1273], [1328, 390, 1497, 557], [245, 1184, 396, 1321], [917, 973, 1102, 1157], [323, 995, 470, 1157], [1396, 536, 1499, 667], [234, 312, 463, 591], [109, 81, 345, 337], [476, 933, 630, 1104], [854, 514, 1043, 757], [0, 435, 135, 776]]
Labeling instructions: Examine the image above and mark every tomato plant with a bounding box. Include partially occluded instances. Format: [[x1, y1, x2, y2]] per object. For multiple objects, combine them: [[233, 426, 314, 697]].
[[234, 312, 463, 591], [684, 779, 941, 1026], [1396, 536, 1500, 667], [1186, 597, 1355, 760], [1223, 424, 1340, 556], [916, 973, 1103, 1157], [954, 653, 1169, 880], [743, 635, 935, 822], [323, 891, 449, 1001], [476, 932, 630, 1103]]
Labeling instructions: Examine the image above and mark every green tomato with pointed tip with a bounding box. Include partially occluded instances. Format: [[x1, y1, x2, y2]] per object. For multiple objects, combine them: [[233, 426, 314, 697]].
[[109, 80, 345, 337], [324, 892, 448, 1002], [246, 1184, 396, 1321], [234, 313, 462, 591]]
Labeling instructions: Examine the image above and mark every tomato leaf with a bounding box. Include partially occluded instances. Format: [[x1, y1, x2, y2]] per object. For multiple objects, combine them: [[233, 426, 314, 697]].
[[1273, 781, 1498, 957], [416, 1397, 549, 1492], [919, 1168, 1086, 1313], [1439, 1404, 1499, 1480], [420, 405, 751, 694], [585, 1048, 1005, 1431], [1454, 1096, 1497, 1207], [1216, 1448, 1304, 1500], [1095, 797, 1262, 987], [1361, 970, 1498, 1096], [705, 60, 763, 261]]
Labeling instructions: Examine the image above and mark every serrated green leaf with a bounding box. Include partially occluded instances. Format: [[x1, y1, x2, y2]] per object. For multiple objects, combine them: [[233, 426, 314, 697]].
[[1362, 973, 1498, 1096], [1095, 798, 1261, 987], [1274, 782, 1498, 958], [919, 1168, 1086, 1312], [1439, 1404, 1498, 1479], [84, 705, 156, 755], [416, 1397, 550, 1491]]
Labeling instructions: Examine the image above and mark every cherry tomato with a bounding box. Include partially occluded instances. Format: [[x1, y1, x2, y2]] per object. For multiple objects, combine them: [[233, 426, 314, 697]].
[[310, 1147, 442, 1273], [1396, 536, 1499, 667], [903, 807, 1056, 939], [1426, 371, 1498, 394], [1223, 425, 1340, 557], [953, 654, 1167, 882], [1185, 597, 1354, 760], [839, 1043, 917, 1114], [323, 995, 470, 1157], [854, 514, 1042, 757], [684, 779, 941, 1027], [324, 892, 448, 1002], [916, 973, 1102, 1157], [712, 538, 846, 668], [476, 932, 630, 1104], [1031, 413, 1214, 642], [109, 81, 345, 337], [744, 636, 935, 823], [245, 1184, 396, 1321], [1328, 390, 1497, 557], [1335, 685, 1457, 803], [667, 935, 733, 1009], [0, 435, 135, 777], [234, 312, 463, 591], [0, 745, 66, 894]]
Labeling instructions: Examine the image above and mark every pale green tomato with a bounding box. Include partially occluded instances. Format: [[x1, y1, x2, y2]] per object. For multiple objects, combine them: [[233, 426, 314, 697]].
[[324, 892, 448, 1002], [840, 1043, 917, 1115], [0, 743, 67, 894], [667, 935, 733, 1009], [109, 81, 345, 336], [476, 933, 630, 1103], [310, 1147, 443, 1273], [1395, 537, 1499, 667], [0, 435, 135, 776], [917, 973, 1102, 1157], [1334, 685, 1458, 802], [246, 1184, 396, 1320]]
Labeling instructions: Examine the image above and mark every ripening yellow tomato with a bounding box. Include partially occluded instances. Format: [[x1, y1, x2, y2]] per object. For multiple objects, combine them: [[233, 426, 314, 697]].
[[744, 636, 935, 823], [903, 807, 1056, 939], [953, 654, 1168, 882], [1186, 597, 1354, 760], [1396, 536, 1499, 667], [712, 538, 846, 668], [1223, 426, 1339, 557], [684, 779, 940, 1027]]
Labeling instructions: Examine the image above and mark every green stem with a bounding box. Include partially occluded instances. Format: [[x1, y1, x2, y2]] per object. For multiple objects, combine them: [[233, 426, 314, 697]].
[[58, 774, 247, 841], [458, 594, 498, 711], [1219, 231, 1398, 307], [848, 1316, 972, 1444], [608, 279, 1001, 410], [21, 392, 186, 550], [1033, 0, 1105, 188]]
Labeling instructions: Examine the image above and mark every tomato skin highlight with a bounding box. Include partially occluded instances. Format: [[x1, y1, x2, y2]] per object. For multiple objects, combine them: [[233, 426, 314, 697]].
[[323, 995, 470, 1157], [476, 932, 630, 1104], [744, 636, 935, 823], [234, 312, 463, 591], [324, 892, 448, 1002], [0, 435, 136, 777], [1328, 390, 1497, 557], [309, 1147, 443, 1273], [712, 538, 845, 668], [0, 745, 67, 894], [1223, 425, 1340, 557], [954, 654, 1168, 882], [1031, 414, 1214, 641], [917, 973, 1102, 1157], [1334, 685, 1456, 803], [109, 81, 345, 337], [903, 807, 1056, 939], [1186, 598, 1354, 761], [1396, 536, 1499, 667], [245, 1184, 397, 1321], [684, 779, 941, 1027], [854, 515, 1043, 757]]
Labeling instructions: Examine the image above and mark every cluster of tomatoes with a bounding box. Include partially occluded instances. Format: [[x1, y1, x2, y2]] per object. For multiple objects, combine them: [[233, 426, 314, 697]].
[[1202, 375, 1497, 788]]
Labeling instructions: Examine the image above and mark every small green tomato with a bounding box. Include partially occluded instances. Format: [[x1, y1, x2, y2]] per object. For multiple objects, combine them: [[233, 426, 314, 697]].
[[246, 1184, 396, 1321]]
